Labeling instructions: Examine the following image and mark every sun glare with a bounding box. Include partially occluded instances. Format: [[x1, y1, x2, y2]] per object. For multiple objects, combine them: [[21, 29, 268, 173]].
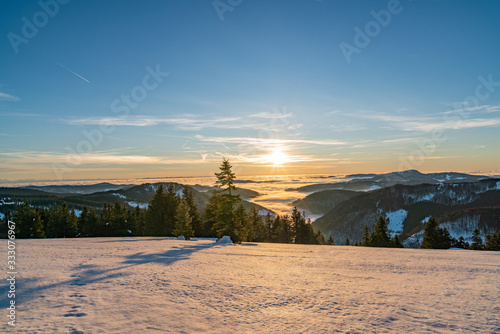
[[265, 148, 289, 166]]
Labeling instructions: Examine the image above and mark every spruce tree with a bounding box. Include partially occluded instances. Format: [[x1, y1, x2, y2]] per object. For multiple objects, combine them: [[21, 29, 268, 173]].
[[165, 184, 179, 236], [421, 218, 451, 249], [212, 158, 242, 242], [471, 228, 483, 250], [391, 234, 404, 248], [485, 231, 500, 251], [362, 225, 370, 246], [45, 203, 77, 238], [13, 202, 36, 238], [145, 184, 167, 236], [183, 186, 202, 236], [173, 199, 194, 240], [131, 206, 146, 236], [203, 190, 222, 237], [327, 235, 335, 245], [247, 207, 265, 242], [370, 216, 391, 247], [421, 218, 440, 249], [345, 238, 350, 245]]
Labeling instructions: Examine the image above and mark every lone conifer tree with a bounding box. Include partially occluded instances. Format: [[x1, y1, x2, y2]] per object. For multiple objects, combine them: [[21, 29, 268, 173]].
[[212, 158, 244, 242]]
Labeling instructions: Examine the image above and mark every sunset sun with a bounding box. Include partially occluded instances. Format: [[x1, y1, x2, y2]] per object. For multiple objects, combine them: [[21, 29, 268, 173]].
[[264, 148, 289, 166]]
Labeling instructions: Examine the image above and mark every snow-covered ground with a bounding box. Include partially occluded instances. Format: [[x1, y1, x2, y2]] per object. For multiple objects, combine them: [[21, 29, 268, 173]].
[[3, 238, 499, 333], [385, 209, 408, 236]]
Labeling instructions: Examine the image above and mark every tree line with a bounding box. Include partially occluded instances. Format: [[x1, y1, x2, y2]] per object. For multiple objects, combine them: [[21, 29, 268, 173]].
[[420, 217, 500, 251], [6, 158, 327, 245]]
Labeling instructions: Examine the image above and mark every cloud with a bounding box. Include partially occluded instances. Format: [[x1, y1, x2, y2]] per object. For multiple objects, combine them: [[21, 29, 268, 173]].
[[65, 116, 244, 130], [194, 135, 347, 146], [401, 118, 500, 132], [349, 111, 500, 132], [249, 111, 293, 119], [0, 92, 20, 102], [0, 151, 213, 165], [441, 104, 500, 114], [330, 123, 367, 132]]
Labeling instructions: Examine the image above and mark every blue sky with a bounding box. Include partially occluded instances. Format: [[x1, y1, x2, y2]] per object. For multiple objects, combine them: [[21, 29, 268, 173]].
[[1, 0, 500, 182]]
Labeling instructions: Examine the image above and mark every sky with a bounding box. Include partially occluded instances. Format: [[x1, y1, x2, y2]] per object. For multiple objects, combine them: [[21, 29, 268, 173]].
[[1, 0, 500, 182]]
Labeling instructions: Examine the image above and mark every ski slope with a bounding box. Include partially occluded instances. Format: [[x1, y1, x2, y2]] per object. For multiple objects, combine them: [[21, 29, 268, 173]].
[[3, 238, 499, 333]]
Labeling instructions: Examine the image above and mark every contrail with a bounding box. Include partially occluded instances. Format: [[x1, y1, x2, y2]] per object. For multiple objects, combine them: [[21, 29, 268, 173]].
[[56, 62, 90, 83]]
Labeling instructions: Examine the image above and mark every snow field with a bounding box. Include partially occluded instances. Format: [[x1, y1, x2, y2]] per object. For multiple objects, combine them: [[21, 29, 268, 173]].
[[2, 238, 499, 333]]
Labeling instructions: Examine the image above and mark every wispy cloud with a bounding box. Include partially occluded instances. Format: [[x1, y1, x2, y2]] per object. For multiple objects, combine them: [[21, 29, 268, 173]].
[[65, 116, 243, 130], [441, 104, 500, 114], [194, 135, 346, 146], [249, 111, 293, 119], [401, 118, 500, 132], [349, 111, 500, 132], [0, 151, 212, 165], [330, 123, 367, 132], [0, 92, 20, 102]]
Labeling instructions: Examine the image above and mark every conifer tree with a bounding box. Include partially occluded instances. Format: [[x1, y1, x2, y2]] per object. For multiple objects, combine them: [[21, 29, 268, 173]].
[[45, 203, 77, 238], [391, 234, 404, 248], [131, 206, 146, 236], [78, 206, 100, 237], [183, 186, 202, 236], [247, 207, 265, 242], [173, 199, 194, 240], [345, 238, 350, 245], [13, 202, 36, 238], [421, 218, 451, 249], [327, 235, 335, 245], [470, 228, 484, 250], [485, 231, 500, 251], [370, 216, 391, 247], [362, 225, 371, 246], [315, 230, 327, 245], [165, 184, 180, 236], [202, 190, 222, 237], [145, 184, 168, 236], [212, 158, 243, 242]]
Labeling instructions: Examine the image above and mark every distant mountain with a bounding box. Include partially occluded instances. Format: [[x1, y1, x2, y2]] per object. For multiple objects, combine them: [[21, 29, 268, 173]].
[[0, 182, 270, 215], [292, 189, 360, 215], [287, 170, 488, 193], [22, 182, 134, 194], [312, 178, 500, 245]]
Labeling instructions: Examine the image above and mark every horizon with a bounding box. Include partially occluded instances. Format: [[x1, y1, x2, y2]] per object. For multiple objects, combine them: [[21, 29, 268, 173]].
[[1, 0, 500, 182]]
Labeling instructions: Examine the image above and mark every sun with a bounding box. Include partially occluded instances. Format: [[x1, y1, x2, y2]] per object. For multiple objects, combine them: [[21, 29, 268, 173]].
[[264, 148, 289, 166]]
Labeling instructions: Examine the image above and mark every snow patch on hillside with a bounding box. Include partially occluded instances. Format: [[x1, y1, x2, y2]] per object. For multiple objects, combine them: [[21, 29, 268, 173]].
[[440, 216, 488, 243], [128, 202, 149, 209], [385, 209, 408, 236], [0, 212, 5, 221], [73, 209, 82, 217], [112, 193, 126, 199], [421, 216, 431, 224]]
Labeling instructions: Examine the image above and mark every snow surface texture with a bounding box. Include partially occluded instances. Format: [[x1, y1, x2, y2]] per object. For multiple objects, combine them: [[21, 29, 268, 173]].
[[3, 238, 499, 333]]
